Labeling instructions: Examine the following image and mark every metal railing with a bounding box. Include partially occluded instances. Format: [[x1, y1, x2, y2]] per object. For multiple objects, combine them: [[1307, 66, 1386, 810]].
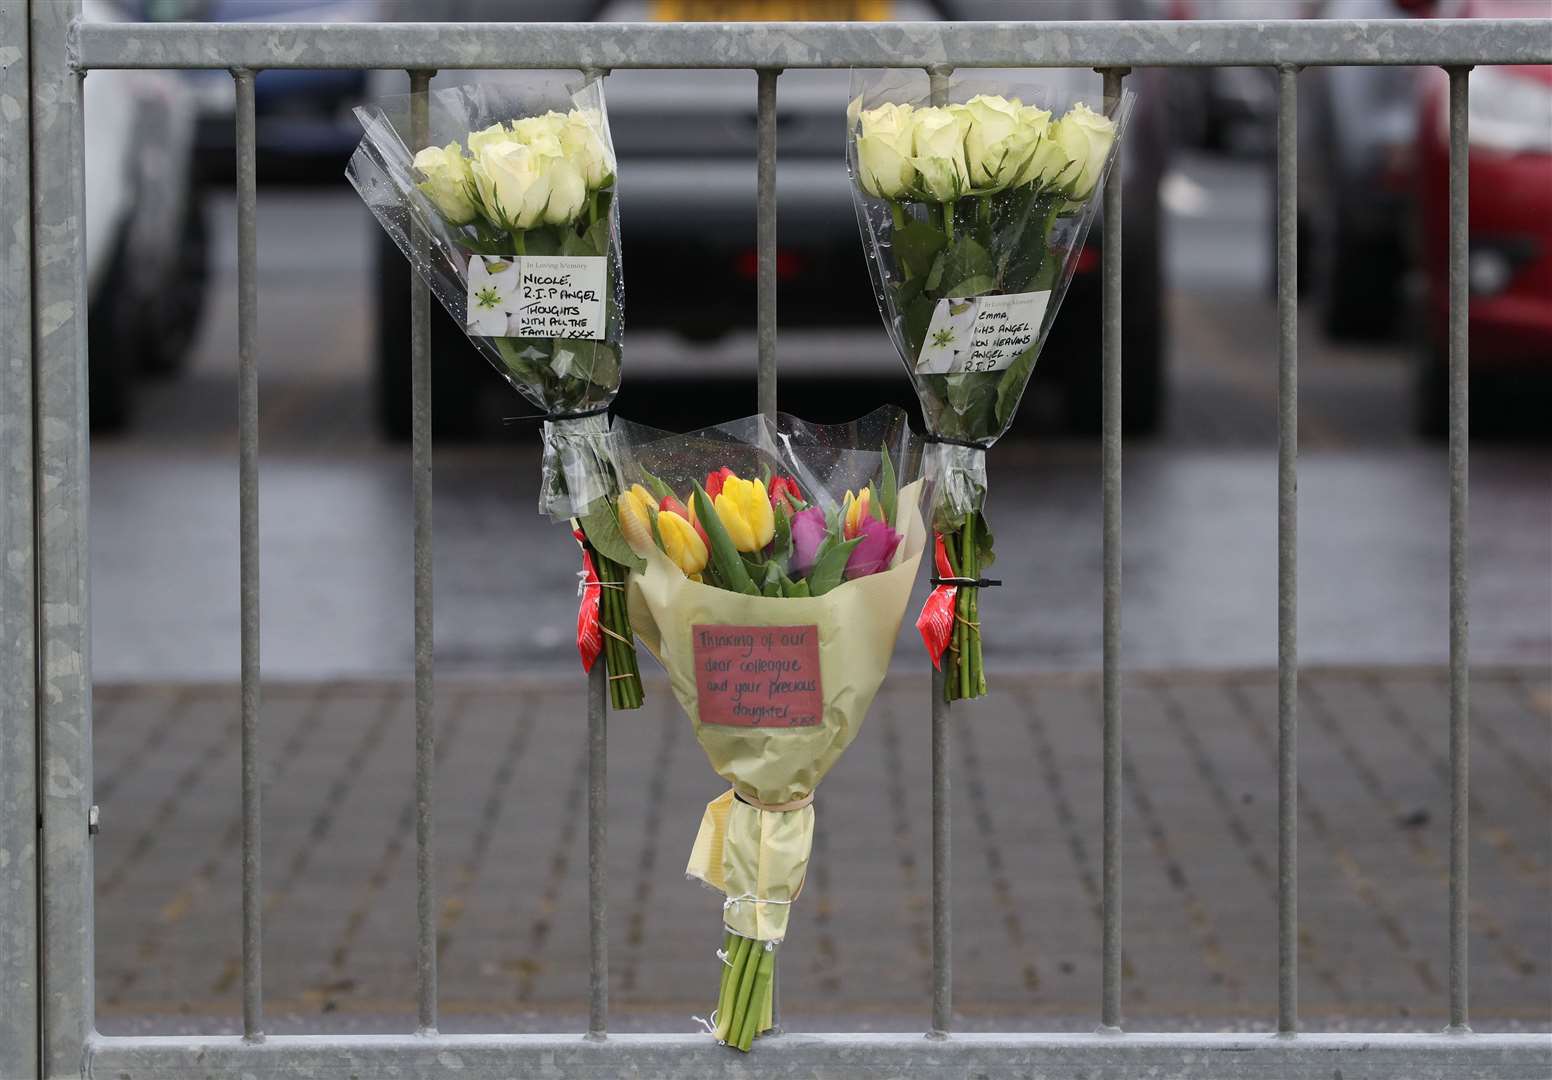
[[5, 5, 1552, 1077]]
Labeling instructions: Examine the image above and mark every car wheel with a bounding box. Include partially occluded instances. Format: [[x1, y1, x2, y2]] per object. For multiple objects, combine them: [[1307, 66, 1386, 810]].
[[375, 228, 507, 442], [1414, 342, 1449, 440], [140, 178, 210, 377], [86, 227, 141, 432], [1318, 223, 1402, 342]]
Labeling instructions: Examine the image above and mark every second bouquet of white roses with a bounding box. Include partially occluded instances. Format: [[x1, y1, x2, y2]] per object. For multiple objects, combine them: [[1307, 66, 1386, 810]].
[[848, 71, 1132, 701]]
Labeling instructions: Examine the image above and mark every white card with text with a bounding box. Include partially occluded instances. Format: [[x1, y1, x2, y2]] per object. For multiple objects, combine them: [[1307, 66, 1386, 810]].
[[466, 254, 607, 340], [915, 290, 1051, 375]]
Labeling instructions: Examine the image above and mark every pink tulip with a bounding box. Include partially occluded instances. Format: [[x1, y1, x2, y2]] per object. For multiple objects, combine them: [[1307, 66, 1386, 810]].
[[844, 515, 902, 579], [790, 506, 828, 578]]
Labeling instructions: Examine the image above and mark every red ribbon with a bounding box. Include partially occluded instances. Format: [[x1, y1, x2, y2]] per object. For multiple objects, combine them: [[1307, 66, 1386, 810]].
[[574, 528, 603, 673], [916, 533, 958, 670]]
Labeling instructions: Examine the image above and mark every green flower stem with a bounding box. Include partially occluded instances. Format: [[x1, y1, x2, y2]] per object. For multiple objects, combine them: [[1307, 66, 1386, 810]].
[[714, 933, 747, 1042], [736, 945, 775, 1051], [941, 528, 962, 701], [958, 514, 973, 698], [942, 200, 955, 241], [592, 550, 642, 710], [728, 938, 762, 1047], [890, 201, 907, 231]]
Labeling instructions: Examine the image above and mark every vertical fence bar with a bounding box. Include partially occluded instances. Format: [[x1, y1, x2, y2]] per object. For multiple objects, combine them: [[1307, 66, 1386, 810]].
[[1098, 65, 1127, 1036], [1275, 63, 1300, 1037], [1, 1, 39, 1075], [30, 1, 93, 1072], [926, 60, 954, 1044], [233, 66, 264, 1043], [587, 662, 608, 1039], [1446, 64, 1471, 1035], [754, 64, 782, 1030], [579, 65, 610, 1043], [34, 4, 91, 1071], [408, 68, 438, 1037], [756, 67, 780, 422]]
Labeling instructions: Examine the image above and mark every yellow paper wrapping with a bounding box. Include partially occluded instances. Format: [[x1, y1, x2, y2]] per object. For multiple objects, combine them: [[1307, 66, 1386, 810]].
[[629, 481, 926, 941]]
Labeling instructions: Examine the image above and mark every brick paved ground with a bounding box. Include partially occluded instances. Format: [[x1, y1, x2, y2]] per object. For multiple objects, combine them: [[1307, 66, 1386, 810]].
[[89, 667, 1551, 1036]]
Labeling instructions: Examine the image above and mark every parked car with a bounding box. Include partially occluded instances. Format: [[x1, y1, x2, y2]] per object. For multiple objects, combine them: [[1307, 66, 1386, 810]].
[[84, 0, 210, 431], [1412, 56, 1552, 435], [372, 0, 1173, 440], [1295, 0, 1432, 341], [142, 0, 383, 182]]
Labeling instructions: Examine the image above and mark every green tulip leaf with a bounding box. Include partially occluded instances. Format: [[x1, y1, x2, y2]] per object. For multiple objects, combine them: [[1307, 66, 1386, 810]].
[[577, 497, 644, 574], [806, 537, 862, 597], [693, 484, 758, 595], [879, 445, 898, 528]]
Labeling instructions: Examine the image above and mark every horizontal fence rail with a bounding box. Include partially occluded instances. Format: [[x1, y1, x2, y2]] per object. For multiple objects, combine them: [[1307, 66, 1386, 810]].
[[71, 18, 1552, 71], [14, 6, 1552, 1080]]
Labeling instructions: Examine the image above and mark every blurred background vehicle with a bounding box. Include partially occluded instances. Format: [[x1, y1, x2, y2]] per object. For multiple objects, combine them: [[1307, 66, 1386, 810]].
[[122, 0, 382, 182], [372, 0, 1174, 441], [1296, 0, 1426, 342], [1413, 56, 1552, 435], [85, 0, 210, 431]]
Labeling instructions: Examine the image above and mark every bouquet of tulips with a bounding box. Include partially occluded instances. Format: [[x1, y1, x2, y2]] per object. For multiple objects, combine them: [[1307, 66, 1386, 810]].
[[848, 71, 1132, 700], [349, 76, 643, 707], [612, 409, 927, 1051]]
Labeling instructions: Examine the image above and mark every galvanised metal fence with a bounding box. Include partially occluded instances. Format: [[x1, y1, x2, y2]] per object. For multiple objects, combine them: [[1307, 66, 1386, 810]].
[[3, 4, 1551, 1077]]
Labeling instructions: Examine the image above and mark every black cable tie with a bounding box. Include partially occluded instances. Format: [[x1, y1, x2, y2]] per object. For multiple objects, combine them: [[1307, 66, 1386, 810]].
[[922, 433, 991, 451], [931, 576, 1002, 588], [503, 404, 613, 425]]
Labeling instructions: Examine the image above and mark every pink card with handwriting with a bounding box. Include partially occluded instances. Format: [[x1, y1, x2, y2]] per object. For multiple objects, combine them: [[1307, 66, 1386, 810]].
[[692, 624, 823, 728]]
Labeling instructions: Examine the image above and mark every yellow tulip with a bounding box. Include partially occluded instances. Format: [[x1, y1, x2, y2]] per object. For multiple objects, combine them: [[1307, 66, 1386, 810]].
[[714, 475, 776, 553], [617, 484, 656, 553], [842, 488, 872, 539], [658, 509, 709, 575]]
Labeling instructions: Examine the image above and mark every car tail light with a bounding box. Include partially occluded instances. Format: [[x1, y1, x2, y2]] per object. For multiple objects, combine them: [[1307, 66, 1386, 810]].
[[1074, 245, 1100, 275], [735, 248, 805, 281]]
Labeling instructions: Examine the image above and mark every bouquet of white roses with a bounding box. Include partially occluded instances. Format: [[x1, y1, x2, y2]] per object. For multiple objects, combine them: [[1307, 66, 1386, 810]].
[[349, 77, 642, 707], [847, 71, 1132, 701]]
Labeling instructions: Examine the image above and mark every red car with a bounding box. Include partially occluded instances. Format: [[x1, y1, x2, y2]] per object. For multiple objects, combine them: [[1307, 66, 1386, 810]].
[[1415, 35, 1552, 434]]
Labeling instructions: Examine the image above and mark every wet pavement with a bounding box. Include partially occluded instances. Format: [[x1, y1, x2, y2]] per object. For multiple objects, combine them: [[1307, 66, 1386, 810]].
[[92, 669, 1550, 1035]]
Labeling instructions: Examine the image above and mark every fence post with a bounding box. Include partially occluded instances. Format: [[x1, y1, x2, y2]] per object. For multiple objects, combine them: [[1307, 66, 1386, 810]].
[[29, 1, 96, 1075], [1, 1, 39, 1076]]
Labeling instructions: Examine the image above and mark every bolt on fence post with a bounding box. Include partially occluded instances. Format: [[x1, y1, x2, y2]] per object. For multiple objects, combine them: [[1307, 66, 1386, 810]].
[[1097, 64, 1127, 1038], [1445, 63, 1472, 1036], [408, 66, 439, 1038], [232, 64, 264, 1044], [1275, 62, 1301, 1037]]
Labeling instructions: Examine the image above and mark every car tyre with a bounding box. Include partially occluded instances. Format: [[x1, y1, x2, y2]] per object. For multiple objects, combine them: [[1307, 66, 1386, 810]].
[[140, 177, 210, 377], [86, 227, 141, 433]]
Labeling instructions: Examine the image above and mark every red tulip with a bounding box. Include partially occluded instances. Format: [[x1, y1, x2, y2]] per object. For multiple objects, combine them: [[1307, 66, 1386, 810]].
[[705, 466, 735, 500], [768, 475, 804, 517]]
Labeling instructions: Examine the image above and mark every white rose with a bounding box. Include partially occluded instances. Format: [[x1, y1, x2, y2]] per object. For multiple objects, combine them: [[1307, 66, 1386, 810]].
[[509, 110, 566, 144], [854, 101, 915, 199], [412, 142, 478, 225], [471, 139, 553, 230], [466, 122, 510, 157], [909, 105, 971, 202], [962, 94, 1023, 189], [1051, 102, 1117, 200], [541, 156, 588, 225], [561, 109, 614, 189]]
